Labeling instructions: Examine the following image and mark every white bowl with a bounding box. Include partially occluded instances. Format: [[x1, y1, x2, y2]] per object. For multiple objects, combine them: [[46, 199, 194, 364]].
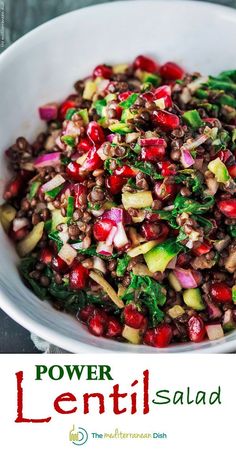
[[1, 0, 236, 353]]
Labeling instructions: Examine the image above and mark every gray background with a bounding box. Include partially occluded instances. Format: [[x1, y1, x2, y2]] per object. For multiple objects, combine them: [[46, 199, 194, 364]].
[[0, 0, 236, 352]]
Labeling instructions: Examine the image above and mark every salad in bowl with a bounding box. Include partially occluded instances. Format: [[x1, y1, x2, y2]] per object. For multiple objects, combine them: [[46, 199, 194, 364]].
[[1, 54, 236, 348]]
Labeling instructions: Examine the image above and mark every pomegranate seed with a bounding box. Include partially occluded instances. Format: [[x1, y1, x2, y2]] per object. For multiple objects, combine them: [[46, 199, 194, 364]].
[[118, 91, 132, 102], [106, 175, 126, 195], [78, 304, 96, 323], [115, 105, 123, 120], [66, 162, 85, 182], [106, 317, 123, 338], [193, 242, 212, 256], [210, 282, 232, 303], [114, 165, 138, 177], [123, 304, 145, 329], [77, 137, 93, 153], [154, 181, 177, 200], [159, 161, 177, 176], [93, 218, 116, 242], [59, 100, 76, 120], [39, 247, 53, 265], [133, 55, 159, 73], [143, 329, 155, 346], [228, 165, 236, 178], [51, 255, 69, 274], [216, 149, 232, 163], [74, 183, 87, 208], [9, 226, 28, 242], [152, 110, 180, 130], [69, 262, 89, 290], [4, 175, 23, 200], [88, 312, 107, 337], [81, 147, 103, 172], [93, 64, 112, 79], [218, 199, 236, 218], [141, 91, 154, 102], [188, 316, 206, 343], [141, 145, 166, 162], [141, 222, 169, 242], [87, 121, 105, 147], [154, 85, 172, 108], [160, 62, 185, 80]]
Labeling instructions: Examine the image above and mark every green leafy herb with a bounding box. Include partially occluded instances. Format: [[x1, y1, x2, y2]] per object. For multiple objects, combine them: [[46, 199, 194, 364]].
[[119, 93, 138, 109], [46, 184, 64, 199], [29, 181, 41, 200], [65, 108, 77, 120], [61, 156, 70, 165], [48, 281, 86, 313], [174, 194, 214, 215], [61, 135, 75, 147], [132, 161, 164, 180], [67, 196, 74, 218], [19, 257, 47, 299], [175, 171, 203, 193], [48, 230, 63, 251], [116, 254, 131, 277], [75, 245, 117, 260], [176, 228, 188, 243], [228, 225, 236, 238], [122, 274, 166, 326], [207, 77, 236, 94], [94, 99, 107, 116]]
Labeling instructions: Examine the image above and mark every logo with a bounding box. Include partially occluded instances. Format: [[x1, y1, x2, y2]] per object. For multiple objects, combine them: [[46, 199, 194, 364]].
[[69, 425, 88, 446]]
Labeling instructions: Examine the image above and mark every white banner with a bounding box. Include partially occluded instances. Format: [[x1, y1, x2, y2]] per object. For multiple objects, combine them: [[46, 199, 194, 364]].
[[0, 354, 235, 451]]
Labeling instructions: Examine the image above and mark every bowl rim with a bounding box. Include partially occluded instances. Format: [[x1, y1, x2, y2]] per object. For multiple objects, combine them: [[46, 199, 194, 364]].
[[1, 0, 236, 353]]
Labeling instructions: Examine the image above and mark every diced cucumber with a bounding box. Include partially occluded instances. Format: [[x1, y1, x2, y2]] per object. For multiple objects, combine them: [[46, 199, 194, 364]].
[[0, 203, 16, 232], [121, 108, 136, 123], [109, 122, 133, 134], [127, 240, 159, 258], [183, 288, 205, 311], [122, 191, 153, 209], [144, 239, 182, 273], [51, 209, 68, 231], [113, 63, 129, 74], [182, 109, 203, 129], [17, 222, 44, 257], [83, 80, 96, 100], [168, 305, 185, 319], [208, 157, 230, 183], [223, 309, 236, 332], [206, 324, 224, 341], [78, 108, 89, 125], [122, 325, 141, 344]]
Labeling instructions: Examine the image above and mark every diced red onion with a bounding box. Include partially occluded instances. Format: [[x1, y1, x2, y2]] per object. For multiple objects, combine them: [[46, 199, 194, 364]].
[[102, 207, 131, 224], [173, 267, 199, 289], [207, 301, 222, 320], [34, 152, 61, 168], [58, 225, 69, 244], [58, 243, 77, 266], [39, 103, 58, 121], [105, 226, 118, 246], [113, 222, 129, 248], [106, 134, 115, 143], [13, 218, 29, 232], [180, 149, 195, 168], [41, 174, 65, 193], [140, 137, 167, 147], [182, 134, 208, 152], [96, 241, 113, 256], [93, 256, 106, 273], [125, 132, 140, 143]]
